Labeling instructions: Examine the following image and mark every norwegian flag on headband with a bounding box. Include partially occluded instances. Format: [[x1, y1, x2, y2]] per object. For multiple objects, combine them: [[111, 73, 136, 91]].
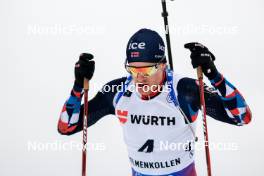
[[131, 52, 140, 58]]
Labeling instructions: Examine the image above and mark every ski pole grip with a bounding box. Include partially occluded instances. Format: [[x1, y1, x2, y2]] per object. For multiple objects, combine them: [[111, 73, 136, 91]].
[[197, 66, 203, 80], [83, 78, 89, 90]]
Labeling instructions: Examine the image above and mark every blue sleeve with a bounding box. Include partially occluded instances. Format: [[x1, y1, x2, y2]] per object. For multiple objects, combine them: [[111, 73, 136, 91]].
[[177, 73, 252, 126], [58, 77, 127, 135]]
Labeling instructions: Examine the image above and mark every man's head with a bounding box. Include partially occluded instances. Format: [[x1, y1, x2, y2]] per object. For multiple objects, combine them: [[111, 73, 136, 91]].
[[125, 28, 167, 96]]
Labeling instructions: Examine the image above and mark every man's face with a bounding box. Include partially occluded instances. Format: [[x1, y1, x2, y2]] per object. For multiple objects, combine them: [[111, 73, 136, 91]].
[[127, 62, 166, 96]]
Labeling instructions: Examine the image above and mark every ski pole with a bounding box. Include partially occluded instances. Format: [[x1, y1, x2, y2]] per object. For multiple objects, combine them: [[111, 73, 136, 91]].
[[161, 0, 198, 141], [197, 66, 212, 176], [161, 0, 174, 70], [82, 78, 89, 176], [160, 1, 212, 174]]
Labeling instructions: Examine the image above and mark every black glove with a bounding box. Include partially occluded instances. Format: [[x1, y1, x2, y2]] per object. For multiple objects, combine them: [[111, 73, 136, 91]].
[[184, 42, 218, 80], [74, 53, 95, 88]]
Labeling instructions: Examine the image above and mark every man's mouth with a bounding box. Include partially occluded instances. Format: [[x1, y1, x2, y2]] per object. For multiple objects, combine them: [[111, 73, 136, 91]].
[[136, 83, 148, 88]]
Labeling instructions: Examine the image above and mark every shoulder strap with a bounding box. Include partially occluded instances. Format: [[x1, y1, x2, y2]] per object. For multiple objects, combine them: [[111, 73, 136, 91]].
[[167, 68, 179, 107], [114, 75, 133, 105]]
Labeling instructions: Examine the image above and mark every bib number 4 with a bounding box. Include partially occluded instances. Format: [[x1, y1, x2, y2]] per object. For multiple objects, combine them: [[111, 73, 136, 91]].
[[138, 139, 154, 153]]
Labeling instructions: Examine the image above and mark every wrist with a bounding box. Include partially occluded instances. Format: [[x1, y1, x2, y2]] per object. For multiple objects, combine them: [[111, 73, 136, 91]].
[[202, 62, 218, 80], [209, 72, 222, 85], [74, 80, 83, 91]]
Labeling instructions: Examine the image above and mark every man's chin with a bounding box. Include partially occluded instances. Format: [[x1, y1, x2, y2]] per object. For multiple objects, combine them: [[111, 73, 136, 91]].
[[137, 89, 151, 96]]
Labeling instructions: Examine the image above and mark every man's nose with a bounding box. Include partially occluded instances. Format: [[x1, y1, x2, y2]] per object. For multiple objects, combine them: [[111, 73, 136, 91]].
[[136, 73, 147, 80]]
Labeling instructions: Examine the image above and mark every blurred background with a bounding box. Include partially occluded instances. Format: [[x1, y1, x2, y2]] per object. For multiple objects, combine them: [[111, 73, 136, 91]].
[[1, 0, 263, 175]]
